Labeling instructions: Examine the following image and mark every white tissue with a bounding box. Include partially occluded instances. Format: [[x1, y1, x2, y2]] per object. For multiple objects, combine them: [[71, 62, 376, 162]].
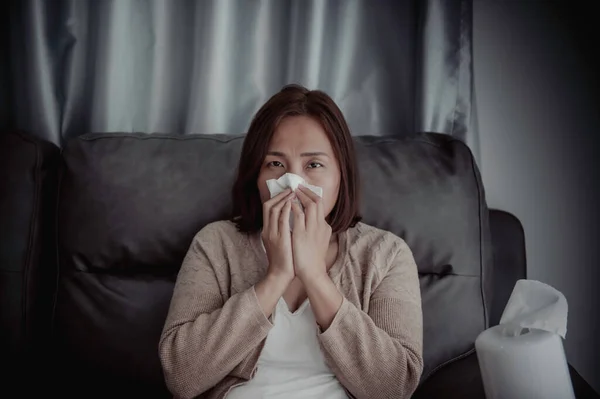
[[499, 279, 568, 338], [475, 279, 575, 399], [266, 173, 323, 198], [265, 173, 323, 230]]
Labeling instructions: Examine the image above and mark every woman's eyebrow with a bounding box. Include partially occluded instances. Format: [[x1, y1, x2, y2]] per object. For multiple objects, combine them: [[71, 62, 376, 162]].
[[301, 152, 330, 158], [266, 151, 330, 158]]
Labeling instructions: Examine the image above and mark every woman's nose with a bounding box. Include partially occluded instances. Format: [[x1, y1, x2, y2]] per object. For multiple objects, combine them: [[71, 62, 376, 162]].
[[287, 165, 306, 179]]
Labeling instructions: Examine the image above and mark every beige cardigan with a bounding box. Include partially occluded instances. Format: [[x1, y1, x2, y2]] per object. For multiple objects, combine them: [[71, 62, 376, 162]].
[[159, 220, 423, 399]]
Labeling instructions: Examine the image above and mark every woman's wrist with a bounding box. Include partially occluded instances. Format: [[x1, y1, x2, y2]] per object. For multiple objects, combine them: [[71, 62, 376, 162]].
[[297, 264, 327, 285], [265, 268, 294, 290], [302, 272, 343, 330], [255, 270, 292, 319]]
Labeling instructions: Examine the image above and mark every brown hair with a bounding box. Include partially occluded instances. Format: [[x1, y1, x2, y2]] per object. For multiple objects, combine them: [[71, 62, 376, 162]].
[[231, 84, 361, 233]]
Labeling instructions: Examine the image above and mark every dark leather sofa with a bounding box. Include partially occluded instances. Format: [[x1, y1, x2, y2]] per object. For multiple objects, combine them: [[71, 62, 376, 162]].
[[1, 130, 597, 398]]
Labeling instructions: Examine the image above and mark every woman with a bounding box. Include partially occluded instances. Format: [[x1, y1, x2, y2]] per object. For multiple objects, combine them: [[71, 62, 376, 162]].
[[159, 84, 423, 399]]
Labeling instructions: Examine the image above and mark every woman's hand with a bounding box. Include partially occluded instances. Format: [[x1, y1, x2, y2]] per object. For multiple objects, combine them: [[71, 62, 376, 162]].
[[261, 188, 296, 283], [291, 185, 332, 282]]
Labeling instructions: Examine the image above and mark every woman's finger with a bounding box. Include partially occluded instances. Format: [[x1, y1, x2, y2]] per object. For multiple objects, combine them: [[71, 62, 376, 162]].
[[279, 197, 292, 234], [298, 185, 320, 203], [316, 192, 325, 221], [295, 187, 318, 227], [291, 201, 305, 231], [294, 185, 311, 208], [269, 192, 292, 236], [299, 185, 325, 221], [262, 188, 292, 230]]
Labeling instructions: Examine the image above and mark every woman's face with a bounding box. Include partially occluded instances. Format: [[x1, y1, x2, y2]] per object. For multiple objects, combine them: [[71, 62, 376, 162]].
[[257, 115, 341, 218]]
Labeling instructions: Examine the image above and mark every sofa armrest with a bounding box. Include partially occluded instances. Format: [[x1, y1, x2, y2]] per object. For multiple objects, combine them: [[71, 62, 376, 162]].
[[412, 351, 598, 398], [0, 130, 60, 390], [488, 209, 527, 327]]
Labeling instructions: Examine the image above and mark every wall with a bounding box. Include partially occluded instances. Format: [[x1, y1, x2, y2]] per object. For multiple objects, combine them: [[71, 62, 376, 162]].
[[473, 0, 600, 391]]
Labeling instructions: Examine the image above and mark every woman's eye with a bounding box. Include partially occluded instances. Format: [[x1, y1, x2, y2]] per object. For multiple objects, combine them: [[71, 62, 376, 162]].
[[268, 161, 284, 167], [308, 162, 323, 169]]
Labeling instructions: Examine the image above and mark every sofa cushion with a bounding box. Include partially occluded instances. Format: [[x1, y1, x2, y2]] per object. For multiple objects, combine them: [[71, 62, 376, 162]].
[[0, 130, 60, 385], [53, 132, 491, 394]]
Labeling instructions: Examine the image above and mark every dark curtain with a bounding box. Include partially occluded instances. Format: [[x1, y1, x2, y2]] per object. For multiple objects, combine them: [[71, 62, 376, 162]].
[[0, 0, 474, 154]]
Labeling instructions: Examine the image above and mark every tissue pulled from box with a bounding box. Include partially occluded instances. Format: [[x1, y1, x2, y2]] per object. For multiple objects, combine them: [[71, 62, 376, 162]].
[[499, 279, 568, 338]]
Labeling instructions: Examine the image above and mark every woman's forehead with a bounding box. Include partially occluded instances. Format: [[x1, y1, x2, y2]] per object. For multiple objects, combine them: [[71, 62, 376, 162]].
[[269, 117, 333, 152]]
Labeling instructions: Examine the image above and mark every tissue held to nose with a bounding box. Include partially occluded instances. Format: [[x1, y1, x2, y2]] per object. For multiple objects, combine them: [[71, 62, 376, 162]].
[[265, 173, 323, 230]]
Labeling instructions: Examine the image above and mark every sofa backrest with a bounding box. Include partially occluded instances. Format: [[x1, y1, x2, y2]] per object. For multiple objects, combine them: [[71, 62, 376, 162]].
[[52, 134, 243, 396], [51, 132, 492, 394]]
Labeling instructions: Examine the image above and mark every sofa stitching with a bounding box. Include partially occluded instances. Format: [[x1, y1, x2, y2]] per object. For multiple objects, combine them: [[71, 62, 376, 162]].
[[50, 154, 65, 340], [421, 347, 476, 382], [359, 134, 448, 149], [22, 135, 42, 348], [77, 133, 245, 143], [473, 149, 489, 331]]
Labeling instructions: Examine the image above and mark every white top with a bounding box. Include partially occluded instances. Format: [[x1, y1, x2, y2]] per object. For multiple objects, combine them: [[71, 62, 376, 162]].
[[225, 297, 349, 399]]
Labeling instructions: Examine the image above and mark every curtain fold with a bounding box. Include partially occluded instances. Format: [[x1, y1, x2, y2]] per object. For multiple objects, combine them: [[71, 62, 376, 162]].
[[417, 0, 476, 149], [1, 0, 474, 153]]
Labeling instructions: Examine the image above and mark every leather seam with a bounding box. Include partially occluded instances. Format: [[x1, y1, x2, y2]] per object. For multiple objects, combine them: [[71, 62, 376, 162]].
[[419, 272, 479, 278], [22, 137, 42, 346], [50, 154, 65, 339], [77, 133, 245, 143], [471, 146, 488, 330], [53, 268, 175, 277], [421, 346, 475, 382]]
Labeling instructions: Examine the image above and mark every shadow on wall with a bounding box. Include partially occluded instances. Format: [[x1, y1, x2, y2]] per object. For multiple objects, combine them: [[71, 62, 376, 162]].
[[473, 0, 600, 392]]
